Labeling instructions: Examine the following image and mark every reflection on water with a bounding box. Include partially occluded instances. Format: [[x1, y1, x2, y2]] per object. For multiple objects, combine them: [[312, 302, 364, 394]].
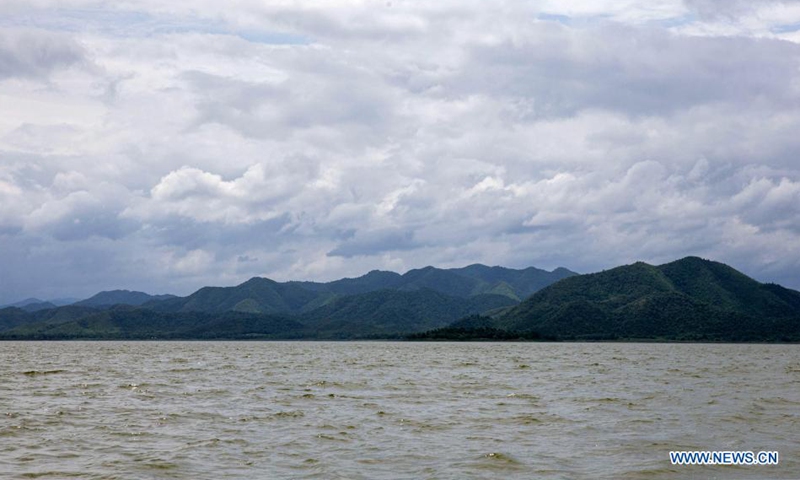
[[0, 341, 798, 479]]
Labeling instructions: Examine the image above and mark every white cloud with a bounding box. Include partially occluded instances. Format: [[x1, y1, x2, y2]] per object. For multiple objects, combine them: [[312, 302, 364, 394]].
[[2, 1, 800, 302], [128, 164, 298, 225], [171, 248, 215, 275]]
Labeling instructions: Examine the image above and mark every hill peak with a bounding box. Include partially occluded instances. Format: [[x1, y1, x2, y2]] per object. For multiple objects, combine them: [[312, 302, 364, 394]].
[[629, 261, 655, 268], [74, 290, 175, 308], [552, 267, 577, 275], [664, 256, 713, 266], [240, 276, 278, 287]]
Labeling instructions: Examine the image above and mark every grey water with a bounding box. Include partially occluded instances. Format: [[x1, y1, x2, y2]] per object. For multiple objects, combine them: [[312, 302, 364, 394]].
[[0, 342, 798, 479]]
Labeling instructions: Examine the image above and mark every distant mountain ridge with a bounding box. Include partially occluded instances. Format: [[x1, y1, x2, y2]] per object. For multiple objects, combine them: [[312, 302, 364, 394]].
[[3, 258, 797, 342], [3, 298, 47, 308], [289, 264, 577, 301], [0, 263, 572, 339], [74, 290, 177, 308], [147, 264, 576, 316], [0, 297, 81, 313]]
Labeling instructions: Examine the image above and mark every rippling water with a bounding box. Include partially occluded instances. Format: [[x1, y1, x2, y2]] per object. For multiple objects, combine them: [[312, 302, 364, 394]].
[[1, 342, 798, 479]]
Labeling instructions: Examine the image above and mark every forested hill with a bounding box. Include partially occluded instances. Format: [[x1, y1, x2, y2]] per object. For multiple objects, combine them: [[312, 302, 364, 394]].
[[491, 257, 800, 341]]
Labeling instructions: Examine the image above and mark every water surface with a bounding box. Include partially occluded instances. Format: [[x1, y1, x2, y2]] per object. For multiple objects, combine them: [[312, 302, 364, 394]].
[[1, 342, 798, 479]]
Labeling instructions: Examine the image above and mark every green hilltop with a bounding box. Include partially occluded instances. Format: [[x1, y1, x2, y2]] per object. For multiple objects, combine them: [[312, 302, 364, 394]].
[[488, 257, 800, 342]]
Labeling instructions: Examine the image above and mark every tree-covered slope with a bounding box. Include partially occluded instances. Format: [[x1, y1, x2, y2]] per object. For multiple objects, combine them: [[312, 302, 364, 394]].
[[0, 289, 515, 340], [300, 289, 518, 338], [21, 302, 57, 312], [657, 257, 800, 317], [0, 305, 101, 331], [450, 264, 578, 299], [0, 307, 34, 331], [148, 277, 325, 314], [1, 306, 305, 340], [497, 257, 800, 341], [138, 263, 573, 319]]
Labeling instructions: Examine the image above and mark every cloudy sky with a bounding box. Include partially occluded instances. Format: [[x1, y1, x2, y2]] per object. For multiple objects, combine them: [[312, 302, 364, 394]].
[[2, 0, 800, 302]]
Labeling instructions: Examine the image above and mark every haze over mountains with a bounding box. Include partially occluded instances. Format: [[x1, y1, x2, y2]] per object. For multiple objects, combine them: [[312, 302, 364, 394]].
[[1, 258, 798, 342], [2, 298, 81, 312]]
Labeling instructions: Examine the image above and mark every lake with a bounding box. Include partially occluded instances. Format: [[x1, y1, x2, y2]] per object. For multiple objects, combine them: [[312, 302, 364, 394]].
[[1, 341, 798, 479]]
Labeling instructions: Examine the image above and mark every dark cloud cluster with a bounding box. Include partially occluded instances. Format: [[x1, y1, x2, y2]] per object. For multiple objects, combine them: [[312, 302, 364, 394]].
[[0, 28, 85, 80]]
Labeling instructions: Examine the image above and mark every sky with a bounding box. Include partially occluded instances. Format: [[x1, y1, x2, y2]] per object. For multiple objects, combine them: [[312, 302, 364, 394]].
[[2, 0, 800, 303]]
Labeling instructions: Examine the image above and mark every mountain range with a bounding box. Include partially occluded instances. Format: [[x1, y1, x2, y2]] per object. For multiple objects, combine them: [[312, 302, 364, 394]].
[[1, 258, 798, 342], [0, 264, 574, 339]]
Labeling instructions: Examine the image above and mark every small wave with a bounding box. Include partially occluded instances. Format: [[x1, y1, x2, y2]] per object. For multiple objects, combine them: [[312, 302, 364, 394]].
[[756, 396, 800, 406], [21, 370, 67, 376], [21, 472, 85, 478], [483, 452, 520, 463], [271, 410, 305, 419], [142, 461, 179, 470], [118, 383, 147, 389], [315, 433, 348, 442], [506, 393, 540, 401], [577, 396, 622, 404], [510, 414, 543, 425], [475, 452, 527, 471], [184, 438, 221, 448]]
